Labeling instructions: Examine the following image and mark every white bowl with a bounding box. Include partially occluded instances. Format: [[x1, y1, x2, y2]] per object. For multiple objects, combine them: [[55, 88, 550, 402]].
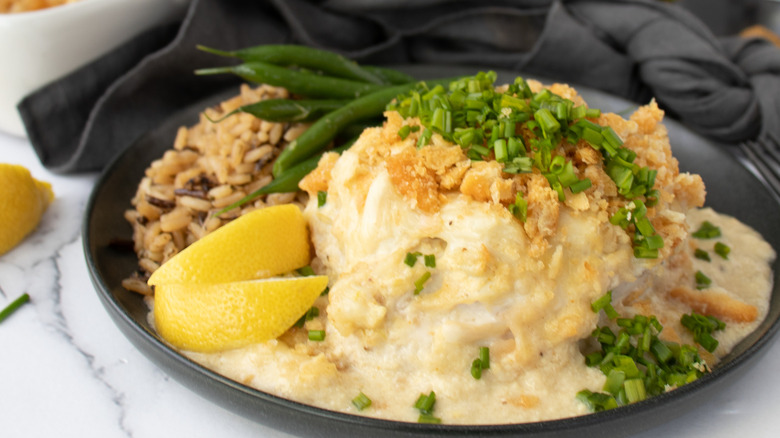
[[0, 0, 190, 137]]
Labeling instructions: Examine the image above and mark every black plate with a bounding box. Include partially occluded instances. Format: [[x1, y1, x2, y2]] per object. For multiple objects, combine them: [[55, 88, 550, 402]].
[[84, 66, 780, 437]]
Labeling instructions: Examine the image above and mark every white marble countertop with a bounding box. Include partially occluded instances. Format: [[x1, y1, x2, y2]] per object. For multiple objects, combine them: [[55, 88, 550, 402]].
[[2, 130, 779, 438]]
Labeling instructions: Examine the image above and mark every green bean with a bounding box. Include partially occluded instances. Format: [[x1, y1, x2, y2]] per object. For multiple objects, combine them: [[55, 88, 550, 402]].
[[272, 78, 456, 176], [195, 62, 385, 99], [213, 99, 350, 123], [197, 44, 385, 85], [214, 142, 354, 217], [363, 66, 415, 85], [337, 120, 384, 140]]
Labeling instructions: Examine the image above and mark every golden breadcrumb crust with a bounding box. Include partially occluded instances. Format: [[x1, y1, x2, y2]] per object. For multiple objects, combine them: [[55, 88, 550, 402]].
[[301, 82, 705, 260]]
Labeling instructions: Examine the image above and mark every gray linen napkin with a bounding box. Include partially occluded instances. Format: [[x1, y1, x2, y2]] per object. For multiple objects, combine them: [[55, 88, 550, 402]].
[[17, 0, 780, 173]]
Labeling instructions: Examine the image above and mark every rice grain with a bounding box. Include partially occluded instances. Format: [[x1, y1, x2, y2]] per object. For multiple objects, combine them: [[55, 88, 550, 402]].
[[123, 85, 310, 292]]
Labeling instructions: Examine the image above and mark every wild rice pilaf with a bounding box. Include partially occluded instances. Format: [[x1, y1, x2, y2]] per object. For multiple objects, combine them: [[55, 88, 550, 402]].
[[122, 84, 309, 295]]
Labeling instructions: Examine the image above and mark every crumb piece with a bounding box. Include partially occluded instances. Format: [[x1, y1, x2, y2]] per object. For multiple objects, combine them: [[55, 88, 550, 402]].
[[668, 287, 758, 323], [386, 146, 443, 212], [459, 161, 514, 204], [300, 152, 340, 194]]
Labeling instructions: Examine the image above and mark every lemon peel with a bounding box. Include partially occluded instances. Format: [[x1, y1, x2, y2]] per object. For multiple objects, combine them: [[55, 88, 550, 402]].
[[0, 164, 54, 255], [148, 204, 310, 286], [148, 204, 326, 352], [153, 276, 328, 352]]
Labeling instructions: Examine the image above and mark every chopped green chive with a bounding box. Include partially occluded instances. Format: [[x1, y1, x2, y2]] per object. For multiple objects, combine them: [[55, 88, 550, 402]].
[[694, 271, 711, 290], [0, 293, 29, 324], [582, 126, 604, 146], [571, 105, 587, 120], [404, 252, 421, 267], [569, 178, 592, 193], [501, 93, 529, 111], [414, 391, 437, 414], [431, 107, 446, 132], [297, 266, 315, 276], [295, 306, 320, 328], [714, 242, 730, 260], [469, 145, 490, 158], [692, 221, 721, 239], [610, 166, 633, 195], [413, 391, 441, 423], [576, 390, 618, 412], [503, 120, 516, 137], [494, 138, 508, 162], [612, 200, 663, 259], [398, 125, 412, 140], [388, 72, 660, 259], [317, 190, 327, 207], [508, 192, 528, 222], [633, 246, 659, 259], [585, 352, 604, 366], [601, 126, 622, 150], [650, 339, 673, 364], [697, 333, 718, 353], [594, 326, 616, 345], [470, 358, 483, 379], [681, 312, 725, 353], [352, 392, 372, 411], [580, 306, 714, 412], [634, 217, 655, 237], [507, 137, 524, 157], [417, 127, 432, 148], [591, 290, 619, 319], [611, 355, 640, 379], [623, 379, 647, 403], [643, 234, 664, 250], [586, 108, 602, 118], [555, 161, 578, 188], [603, 369, 626, 395], [470, 347, 491, 380], [503, 156, 533, 174], [694, 248, 711, 261], [535, 108, 560, 136], [414, 271, 432, 295], [407, 252, 437, 268], [418, 414, 442, 424], [479, 346, 490, 369], [308, 330, 326, 341]]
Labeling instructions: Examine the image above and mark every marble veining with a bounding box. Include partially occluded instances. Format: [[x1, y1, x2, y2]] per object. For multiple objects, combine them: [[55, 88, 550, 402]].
[[1, 132, 779, 438]]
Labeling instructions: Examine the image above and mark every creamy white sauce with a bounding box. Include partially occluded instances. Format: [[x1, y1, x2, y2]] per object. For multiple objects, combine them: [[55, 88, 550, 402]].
[[681, 208, 773, 353], [177, 99, 775, 425], [185, 200, 774, 425]]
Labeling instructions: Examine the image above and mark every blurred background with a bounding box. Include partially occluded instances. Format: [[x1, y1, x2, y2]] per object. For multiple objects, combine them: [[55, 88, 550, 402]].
[[1, 0, 779, 138], [679, 0, 780, 36]]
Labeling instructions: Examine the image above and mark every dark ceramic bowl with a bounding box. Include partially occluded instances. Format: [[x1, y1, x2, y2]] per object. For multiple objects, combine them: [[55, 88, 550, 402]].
[[84, 66, 780, 437]]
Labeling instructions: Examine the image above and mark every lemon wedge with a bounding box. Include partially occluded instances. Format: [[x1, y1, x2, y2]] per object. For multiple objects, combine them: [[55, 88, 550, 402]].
[[148, 204, 310, 286], [149, 204, 326, 352], [153, 276, 328, 352], [0, 163, 54, 256]]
